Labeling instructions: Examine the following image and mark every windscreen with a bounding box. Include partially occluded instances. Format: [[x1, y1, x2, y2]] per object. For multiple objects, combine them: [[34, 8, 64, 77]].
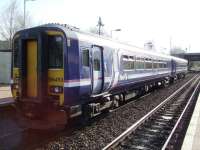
[[48, 35, 63, 68]]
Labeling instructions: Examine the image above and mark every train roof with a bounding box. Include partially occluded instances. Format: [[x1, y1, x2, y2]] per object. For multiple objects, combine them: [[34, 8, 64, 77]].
[[16, 23, 188, 63]]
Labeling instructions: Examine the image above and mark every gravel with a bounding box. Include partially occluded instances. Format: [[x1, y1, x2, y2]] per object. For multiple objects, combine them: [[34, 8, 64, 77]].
[[33, 73, 195, 150]]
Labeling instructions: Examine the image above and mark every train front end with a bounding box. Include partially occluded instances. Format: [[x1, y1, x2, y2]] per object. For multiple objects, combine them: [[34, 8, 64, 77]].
[[11, 26, 67, 129]]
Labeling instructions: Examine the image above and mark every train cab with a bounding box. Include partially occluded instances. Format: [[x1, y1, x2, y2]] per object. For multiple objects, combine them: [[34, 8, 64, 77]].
[[12, 26, 67, 128]]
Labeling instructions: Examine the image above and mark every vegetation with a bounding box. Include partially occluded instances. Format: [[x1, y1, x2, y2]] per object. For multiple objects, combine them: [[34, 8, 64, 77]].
[[0, 0, 32, 49]]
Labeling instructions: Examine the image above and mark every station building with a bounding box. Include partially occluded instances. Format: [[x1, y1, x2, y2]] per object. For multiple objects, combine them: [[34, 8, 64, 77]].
[[0, 49, 12, 84], [172, 53, 200, 71]]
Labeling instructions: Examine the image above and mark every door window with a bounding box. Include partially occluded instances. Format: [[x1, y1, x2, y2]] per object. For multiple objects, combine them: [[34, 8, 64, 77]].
[[82, 49, 89, 67], [93, 50, 101, 71]]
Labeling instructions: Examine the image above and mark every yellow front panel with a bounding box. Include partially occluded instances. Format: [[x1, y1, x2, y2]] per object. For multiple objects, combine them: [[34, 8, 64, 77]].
[[46, 31, 64, 36], [27, 41, 37, 97], [48, 69, 64, 105]]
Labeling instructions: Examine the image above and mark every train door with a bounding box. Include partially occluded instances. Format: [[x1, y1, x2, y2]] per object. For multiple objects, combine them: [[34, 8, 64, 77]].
[[92, 46, 103, 94], [26, 40, 38, 97]]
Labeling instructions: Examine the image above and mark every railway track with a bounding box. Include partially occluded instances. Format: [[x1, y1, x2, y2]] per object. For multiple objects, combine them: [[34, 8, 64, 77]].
[[103, 74, 200, 150], [0, 74, 197, 150]]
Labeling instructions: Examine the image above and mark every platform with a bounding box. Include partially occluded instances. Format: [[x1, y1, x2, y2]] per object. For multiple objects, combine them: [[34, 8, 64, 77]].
[[182, 92, 200, 150], [0, 85, 14, 107]]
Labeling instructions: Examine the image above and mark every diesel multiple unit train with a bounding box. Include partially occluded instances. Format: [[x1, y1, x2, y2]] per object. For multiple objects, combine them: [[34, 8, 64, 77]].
[[11, 24, 188, 128]]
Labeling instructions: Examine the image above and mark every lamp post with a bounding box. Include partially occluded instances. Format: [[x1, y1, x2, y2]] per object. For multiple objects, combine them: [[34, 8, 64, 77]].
[[97, 17, 104, 35], [110, 29, 121, 37], [24, 0, 35, 28]]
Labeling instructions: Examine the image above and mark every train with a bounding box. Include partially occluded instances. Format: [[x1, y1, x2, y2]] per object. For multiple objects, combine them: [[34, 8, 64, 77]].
[[11, 24, 188, 129]]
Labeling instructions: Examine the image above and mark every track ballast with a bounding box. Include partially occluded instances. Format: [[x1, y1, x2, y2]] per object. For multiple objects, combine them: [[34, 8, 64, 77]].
[[103, 74, 200, 150]]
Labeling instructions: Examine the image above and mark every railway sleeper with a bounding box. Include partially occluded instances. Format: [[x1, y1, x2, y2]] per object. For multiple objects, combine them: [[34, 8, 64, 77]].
[[135, 132, 158, 139], [151, 120, 177, 130], [133, 130, 167, 139], [127, 136, 166, 148], [132, 131, 168, 144], [153, 120, 172, 126], [153, 118, 175, 124], [130, 144, 156, 150], [120, 143, 151, 150], [142, 124, 171, 131], [159, 113, 179, 119]]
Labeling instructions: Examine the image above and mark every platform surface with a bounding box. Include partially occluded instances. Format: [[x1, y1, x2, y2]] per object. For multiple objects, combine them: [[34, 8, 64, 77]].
[[0, 85, 14, 107], [182, 92, 200, 150]]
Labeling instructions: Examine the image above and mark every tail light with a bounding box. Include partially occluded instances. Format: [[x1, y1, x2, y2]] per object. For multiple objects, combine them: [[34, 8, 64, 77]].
[[50, 86, 63, 94], [12, 77, 20, 90]]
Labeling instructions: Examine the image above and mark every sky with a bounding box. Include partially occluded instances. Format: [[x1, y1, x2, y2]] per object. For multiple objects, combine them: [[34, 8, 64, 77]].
[[0, 0, 200, 53]]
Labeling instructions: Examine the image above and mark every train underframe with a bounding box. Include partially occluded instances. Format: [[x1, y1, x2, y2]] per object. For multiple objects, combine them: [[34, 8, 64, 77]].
[[74, 73, 186, 121], [16, 73, 186, 130]]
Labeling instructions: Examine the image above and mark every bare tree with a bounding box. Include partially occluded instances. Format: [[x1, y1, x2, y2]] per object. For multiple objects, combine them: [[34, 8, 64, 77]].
[[0, 0, 30, 48]]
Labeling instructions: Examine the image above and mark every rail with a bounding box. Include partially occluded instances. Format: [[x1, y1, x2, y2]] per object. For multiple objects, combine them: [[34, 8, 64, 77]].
[[162, 79, 200, 149]]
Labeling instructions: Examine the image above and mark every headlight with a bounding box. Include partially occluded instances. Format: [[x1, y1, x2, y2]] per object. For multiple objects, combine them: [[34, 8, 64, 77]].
[[50, 86, 63, 94]]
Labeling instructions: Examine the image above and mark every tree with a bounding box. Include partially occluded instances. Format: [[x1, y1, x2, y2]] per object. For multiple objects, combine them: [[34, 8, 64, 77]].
[[0, 0, 32, 48]]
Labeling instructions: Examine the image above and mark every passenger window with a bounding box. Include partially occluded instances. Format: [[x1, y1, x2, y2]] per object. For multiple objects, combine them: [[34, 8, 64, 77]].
[[139, 58, 144, 69], [122, 55, 128, 70], [122, 55, 135, 70], [123, 61, 130, 70], [82, 49, 89, 67], [135, 57, 140, 69], [159, 63, 162, 68], [153, 62, 158, 68], [130, 61, 135, 69], [145, 62, 152, 69]]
